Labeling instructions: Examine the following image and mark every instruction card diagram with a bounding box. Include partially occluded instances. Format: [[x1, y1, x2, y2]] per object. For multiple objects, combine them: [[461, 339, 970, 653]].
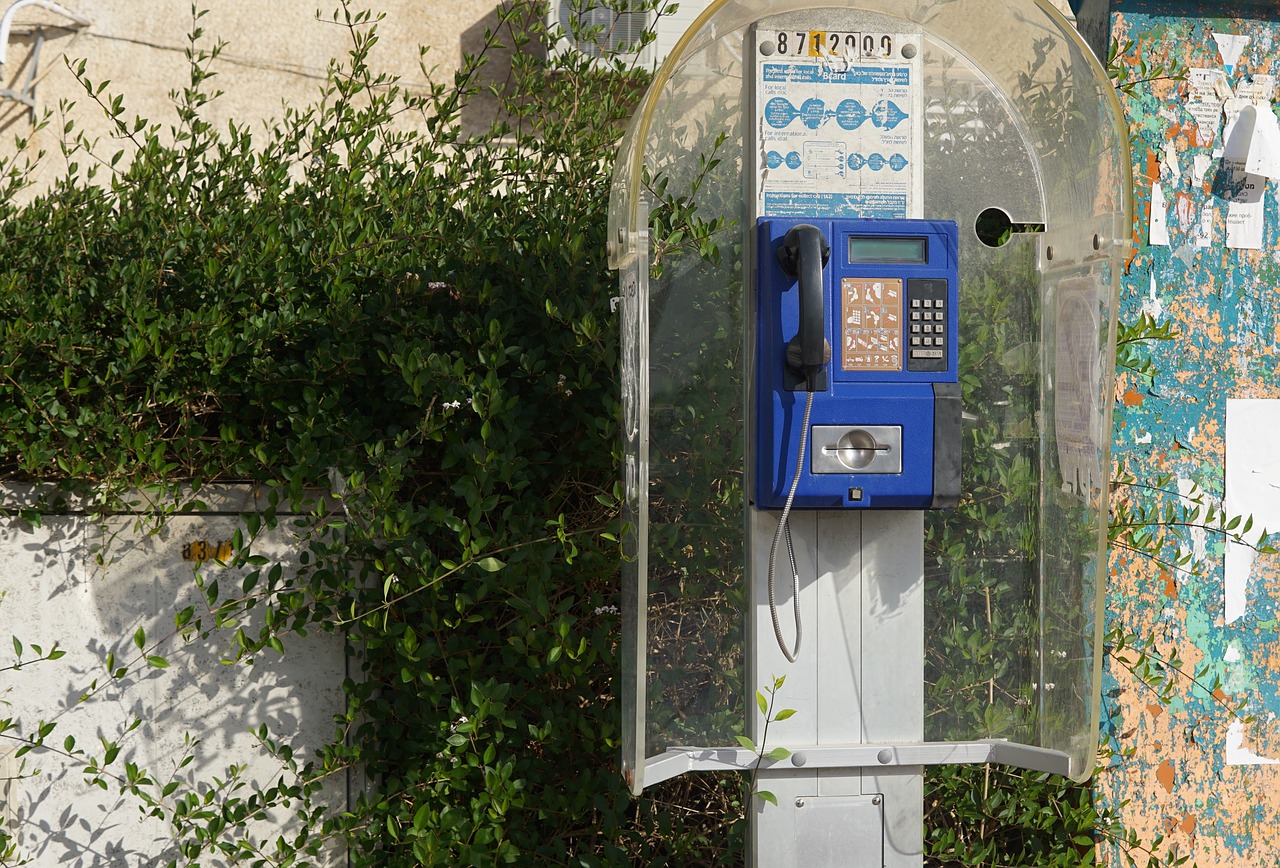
[[756, 33, 923, 220]]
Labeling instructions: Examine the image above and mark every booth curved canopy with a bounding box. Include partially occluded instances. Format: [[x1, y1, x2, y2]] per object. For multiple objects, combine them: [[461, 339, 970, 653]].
[[612, 0, 1132, 793]]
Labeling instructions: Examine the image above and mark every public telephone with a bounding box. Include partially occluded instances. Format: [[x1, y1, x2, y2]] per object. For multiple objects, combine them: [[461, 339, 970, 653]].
[[613, 0, 1130, 820], [754, 216, 962, 512]]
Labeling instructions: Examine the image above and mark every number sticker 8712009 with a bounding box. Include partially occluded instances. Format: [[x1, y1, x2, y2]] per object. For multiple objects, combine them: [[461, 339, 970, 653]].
[[765, 30, 896, 59]]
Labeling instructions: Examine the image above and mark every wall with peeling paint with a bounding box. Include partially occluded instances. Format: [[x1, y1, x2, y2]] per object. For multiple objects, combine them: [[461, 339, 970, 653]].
[[1101, 2, 1280, 863]]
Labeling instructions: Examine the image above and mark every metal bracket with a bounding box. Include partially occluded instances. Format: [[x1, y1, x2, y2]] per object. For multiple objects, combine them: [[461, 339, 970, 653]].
[[0, 1, 90, 120]]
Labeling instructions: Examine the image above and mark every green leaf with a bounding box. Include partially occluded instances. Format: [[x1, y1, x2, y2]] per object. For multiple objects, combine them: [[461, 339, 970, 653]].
[[765, 746, 791, 761], [757, 790, 778, 806], [756, 690, 767, 717], [146, 656, 169, 669], [475, 557, 505, 572], [413, 803, 431, 831], [734, 735, 756, 751], [773, 708, 798, 721], [133, 627, 146, 651]]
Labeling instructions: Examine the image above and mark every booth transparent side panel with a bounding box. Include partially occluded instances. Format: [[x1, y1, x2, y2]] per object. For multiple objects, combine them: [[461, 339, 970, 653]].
[[916, 24, 1125, 778], [620, 249, 648, 793], [1038, 250, 1120, 775], [638, 50, 750, 758], [923, 237, 1042, 748]]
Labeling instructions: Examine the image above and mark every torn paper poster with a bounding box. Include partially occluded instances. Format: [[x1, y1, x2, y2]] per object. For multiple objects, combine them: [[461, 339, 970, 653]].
[[1227, 192, 1265, 248], [1214, 32, 1251, 72], [1221, 105, 1267, 249], [1150, 182, 1171, 245], [1186, 68, 1230, 145], [1235, 74, 1277, 103], [1224, 399, 1280, 625]]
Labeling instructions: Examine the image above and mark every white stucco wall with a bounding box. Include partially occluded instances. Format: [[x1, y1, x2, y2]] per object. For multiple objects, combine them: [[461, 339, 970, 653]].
[[0, 487, 349, 865]]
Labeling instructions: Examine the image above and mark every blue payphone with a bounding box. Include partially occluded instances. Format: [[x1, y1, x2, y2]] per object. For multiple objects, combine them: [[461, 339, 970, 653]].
[[755, 216, 962, 512]]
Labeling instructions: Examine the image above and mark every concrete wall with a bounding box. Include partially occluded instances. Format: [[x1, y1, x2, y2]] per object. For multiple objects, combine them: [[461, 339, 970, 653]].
[[0, 488, 348, 865], [1101, 1, 1280, 863]]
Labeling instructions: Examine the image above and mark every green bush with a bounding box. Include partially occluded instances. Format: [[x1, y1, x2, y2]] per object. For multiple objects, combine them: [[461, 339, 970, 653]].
[[0, 3, 680, 864]]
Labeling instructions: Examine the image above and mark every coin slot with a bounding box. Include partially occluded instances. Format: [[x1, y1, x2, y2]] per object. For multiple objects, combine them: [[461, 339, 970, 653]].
[[827, 429, 888, 469]]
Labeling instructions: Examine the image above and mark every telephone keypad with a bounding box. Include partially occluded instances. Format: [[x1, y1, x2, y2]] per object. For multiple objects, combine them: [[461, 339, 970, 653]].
[[905, 278, 949, 371]]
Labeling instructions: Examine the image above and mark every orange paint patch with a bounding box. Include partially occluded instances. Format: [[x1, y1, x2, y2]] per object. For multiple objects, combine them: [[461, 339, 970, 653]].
[[1147, 703, 1164, 718], [1180, 813, 1196, 836], [1156, 759, 1176, 793], [1123, 389, 1145, 407], [1162, 571, 1178, 599]]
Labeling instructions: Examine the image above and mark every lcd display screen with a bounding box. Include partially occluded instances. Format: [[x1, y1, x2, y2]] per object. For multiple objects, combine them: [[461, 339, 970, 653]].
[[848, 236, 928, 263]]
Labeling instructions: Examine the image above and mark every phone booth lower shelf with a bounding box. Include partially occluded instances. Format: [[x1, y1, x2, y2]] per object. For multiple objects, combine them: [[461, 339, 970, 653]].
[[641, 740, 1076, 789]]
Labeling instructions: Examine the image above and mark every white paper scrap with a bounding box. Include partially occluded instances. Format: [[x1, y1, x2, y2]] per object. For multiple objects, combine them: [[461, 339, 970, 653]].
[[1246, 104, 1280, 179], [1162, 140, 1182, 182], [1225, 399, 1280, 625], [1194, 208, 1213, 247], [1186, 68, 1229, 145], [1214, 32, 1251, 72], [1149, 182, 1170, 246], [1227, 720, 1280, 765], [1193, 153, 1213, 185], [1143, 270, 1164, 318]]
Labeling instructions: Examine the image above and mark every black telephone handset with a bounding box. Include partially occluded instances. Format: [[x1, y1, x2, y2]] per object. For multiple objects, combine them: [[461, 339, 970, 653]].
[[776, 224, 830, 393]]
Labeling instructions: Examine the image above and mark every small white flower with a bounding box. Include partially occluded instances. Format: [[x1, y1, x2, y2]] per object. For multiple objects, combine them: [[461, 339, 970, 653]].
[[443, 400, 462, 410]]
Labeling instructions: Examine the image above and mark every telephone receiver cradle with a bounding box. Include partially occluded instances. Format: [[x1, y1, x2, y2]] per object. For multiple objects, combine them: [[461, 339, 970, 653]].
[[777, 223, 831, 393], [755, 216, 962, 511]]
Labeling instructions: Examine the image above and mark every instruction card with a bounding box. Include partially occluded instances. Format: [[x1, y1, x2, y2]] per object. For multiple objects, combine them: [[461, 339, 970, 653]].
[[754, 29, 923, 219]]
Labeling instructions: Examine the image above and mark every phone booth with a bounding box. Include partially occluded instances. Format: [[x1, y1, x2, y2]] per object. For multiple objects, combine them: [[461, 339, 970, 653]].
[[608, 1, 1131, 864]]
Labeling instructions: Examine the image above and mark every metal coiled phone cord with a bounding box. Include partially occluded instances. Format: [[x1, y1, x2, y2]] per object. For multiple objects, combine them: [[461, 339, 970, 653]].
[[767, 390, 813, 663]]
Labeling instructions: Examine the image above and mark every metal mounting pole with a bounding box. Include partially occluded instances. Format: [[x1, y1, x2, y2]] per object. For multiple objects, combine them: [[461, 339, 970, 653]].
[[749, 510, 923, 867]]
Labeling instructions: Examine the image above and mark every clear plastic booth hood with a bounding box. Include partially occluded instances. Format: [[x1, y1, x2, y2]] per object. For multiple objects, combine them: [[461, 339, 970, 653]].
[[610, 0, 1132, 796]]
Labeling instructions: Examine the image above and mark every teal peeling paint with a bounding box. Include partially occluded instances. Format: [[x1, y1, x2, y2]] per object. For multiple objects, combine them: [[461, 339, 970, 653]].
[[1103, 2, 1280, 863]]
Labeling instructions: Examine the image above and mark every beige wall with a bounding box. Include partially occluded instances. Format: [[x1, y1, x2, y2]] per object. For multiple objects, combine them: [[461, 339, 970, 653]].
[[0, 1, 1081, 197], [0, 0, 507, 193]]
